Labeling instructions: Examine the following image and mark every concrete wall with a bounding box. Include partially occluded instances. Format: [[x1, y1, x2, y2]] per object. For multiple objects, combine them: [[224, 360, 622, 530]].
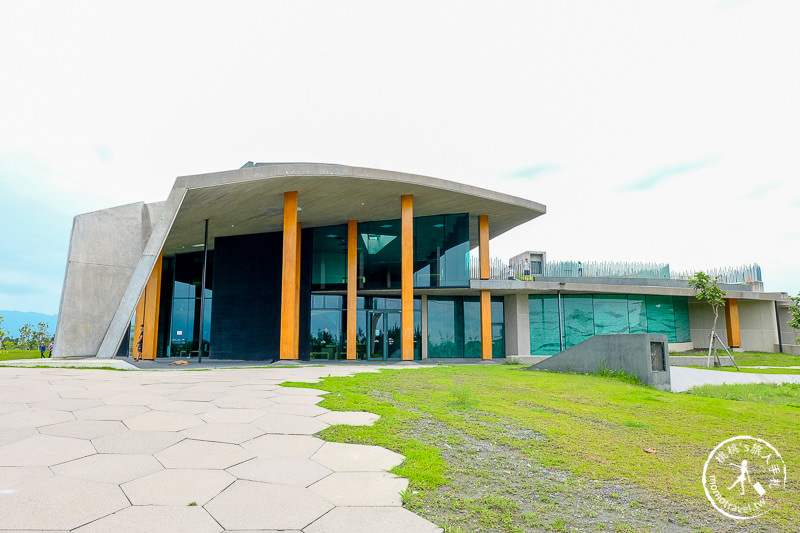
[[738, 299, 779, 352], [688, 299, 729, 350], [503, 294, 530, 356], [776, 303, 800, 354], [54, 203, 153, 357], [528, 334, 671, 391]]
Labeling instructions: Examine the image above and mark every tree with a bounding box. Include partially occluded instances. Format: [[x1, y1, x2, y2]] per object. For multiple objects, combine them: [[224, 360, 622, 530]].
[[688, 271, 737, 369], [0, 315, 8, 350], [789, 292, 800, 343], [18, 323, 35, 350]]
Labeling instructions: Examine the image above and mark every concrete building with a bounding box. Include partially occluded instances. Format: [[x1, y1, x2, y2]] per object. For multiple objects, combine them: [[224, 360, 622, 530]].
[[54, 163, 800, 361]]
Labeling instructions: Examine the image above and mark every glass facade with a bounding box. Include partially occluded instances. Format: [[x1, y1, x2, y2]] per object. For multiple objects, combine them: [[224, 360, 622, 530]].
[[162, 252, 213, 358], [529, 294, 691, 355], [311, 225, 348, 291], [427, 296, 504, 358], [413, 214, 470, 287]]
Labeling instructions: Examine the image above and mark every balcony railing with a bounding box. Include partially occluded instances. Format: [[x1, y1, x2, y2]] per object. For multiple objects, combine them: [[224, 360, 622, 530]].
[[469, 255, 762, 285]]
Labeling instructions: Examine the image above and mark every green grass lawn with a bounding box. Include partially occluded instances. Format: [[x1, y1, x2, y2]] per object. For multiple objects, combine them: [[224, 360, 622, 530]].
[[0, 349, 43, 361], [285, 366, 799, 532], [672, 350, 800, 367]]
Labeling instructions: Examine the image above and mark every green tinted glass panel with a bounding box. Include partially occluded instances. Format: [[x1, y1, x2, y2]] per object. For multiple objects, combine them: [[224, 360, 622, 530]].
[[563, 295, 594, 348], [673, 297, 691, 343], [627, 296, 648, 334], [358, 219, 401, 290], [311, 225, 348, 289], [428, 298, 458, 357], [646, 295, 675, 342], [310, 309, 343, 359], [463, 298, 481, 357], [529, 295, 561, 355], [593, 295, 629, 335]]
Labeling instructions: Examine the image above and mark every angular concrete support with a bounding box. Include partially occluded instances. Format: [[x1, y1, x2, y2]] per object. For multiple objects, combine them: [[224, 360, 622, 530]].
[[480, 290, 492, 359], [401, 195, 414, 361], [280, 192, 299, 360], [346, 220, 358, 360], [55, 201, 170, 358], [529, 334, 671, 391]]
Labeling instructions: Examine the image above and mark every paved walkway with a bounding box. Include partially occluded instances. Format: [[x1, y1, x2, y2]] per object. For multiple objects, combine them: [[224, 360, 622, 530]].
[[0, 365, 443, 532], [670, 366, 800, 393]]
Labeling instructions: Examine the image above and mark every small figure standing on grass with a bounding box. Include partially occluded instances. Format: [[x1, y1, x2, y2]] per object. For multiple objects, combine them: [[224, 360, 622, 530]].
[[39, 342, 46, 358], [48, 341, 54, 358]]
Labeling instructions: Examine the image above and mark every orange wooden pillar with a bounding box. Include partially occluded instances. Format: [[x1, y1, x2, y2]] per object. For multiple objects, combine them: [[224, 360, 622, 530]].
[[479, 215, 490, 280], [134, 254, 163, 360], [280, 191, 299, 359], [293, 222, 302, 355], [346, 220, 358, 360], [401, 195, 414, 361], [480, 290, 492, 360], [478, 215, 492, 359], [725, 298, 741, 348]]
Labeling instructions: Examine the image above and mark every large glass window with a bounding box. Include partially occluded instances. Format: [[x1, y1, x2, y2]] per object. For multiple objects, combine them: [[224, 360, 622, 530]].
[[169, 251, 213, 357], [414, 214, 469, 287], [310, 295, 344, 360], [529, 294, 691, 355], [358, 219, 402, 290], [311, 225, 348, 290], [428, 296, 503, 358]]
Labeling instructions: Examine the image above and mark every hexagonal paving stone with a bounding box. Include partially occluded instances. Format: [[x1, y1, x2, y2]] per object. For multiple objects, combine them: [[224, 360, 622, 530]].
[[122, 468, 235, 506], [0, 425, 37, 447], [0, 408, 74, 428], [103, 392, 168, 406], [310, 442, 404, 472], [317, 411, 380, 427], [39, 419, 128, 440], [252, 412, 329, 435], [156, 439, 254, 469], [0, 434, 96, 467], [308, 472, 407, 506], [275, 387, 328, 396], [304, 506, 442, 533], [167, 391, 221, 402], [268, 402, 329, 417], [74, 404, 149, 420], [52, 453, 163, 484], [241, 434, 326, 458], [181, 423, 265, 444], [227, 457, 332, 487], [0, 475, 129, 530], [212, 396, 276, 409], [92, 430, 183, 454], [31, 398, 103, 411], [0, 465, 53, 492], [271, 395, 324, 405], [124, 410, 204, 432], [150, 400, 215, 414], [200, 408, 265, 424], [72, 505, 223, 533], [0, 403, 26, 416], [205, 480, 333, 530]]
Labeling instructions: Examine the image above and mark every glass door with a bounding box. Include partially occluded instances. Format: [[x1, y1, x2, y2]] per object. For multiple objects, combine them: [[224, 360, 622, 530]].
[[367, 311, 385, 360]]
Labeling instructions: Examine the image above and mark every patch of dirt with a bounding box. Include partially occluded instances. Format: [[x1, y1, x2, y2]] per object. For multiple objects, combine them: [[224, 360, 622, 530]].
[[404, 413, 773, 533]]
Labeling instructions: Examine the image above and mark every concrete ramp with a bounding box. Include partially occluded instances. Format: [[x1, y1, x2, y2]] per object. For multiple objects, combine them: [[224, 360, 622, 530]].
[[528, 334, 671, 391]]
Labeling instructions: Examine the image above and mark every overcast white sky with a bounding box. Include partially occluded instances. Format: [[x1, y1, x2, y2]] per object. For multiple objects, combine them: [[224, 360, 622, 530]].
[[1, 0, 798, 315]]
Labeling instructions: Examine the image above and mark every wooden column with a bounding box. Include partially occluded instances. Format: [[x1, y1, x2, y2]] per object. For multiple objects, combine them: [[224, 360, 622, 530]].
[[724, 298, 741, 348], [346, 220, 358, 360], [293, 222, 302, 356], [479, 215, 490, 280], [134, 253, 162, 360], [280, 191, 298, 359], [480, 289, 492, 360], [401, 195, 414, 361]]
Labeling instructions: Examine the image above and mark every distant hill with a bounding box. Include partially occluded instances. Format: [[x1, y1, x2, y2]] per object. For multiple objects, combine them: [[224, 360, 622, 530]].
[[0, 311, 58, 337]]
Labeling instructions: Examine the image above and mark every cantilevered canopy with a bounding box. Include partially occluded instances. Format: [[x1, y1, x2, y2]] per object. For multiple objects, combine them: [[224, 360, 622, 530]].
[[163, 163, 546, 256]]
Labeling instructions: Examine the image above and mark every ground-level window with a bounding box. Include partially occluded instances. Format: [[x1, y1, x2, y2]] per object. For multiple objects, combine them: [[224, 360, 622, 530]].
[[529, 294, 691, 355]]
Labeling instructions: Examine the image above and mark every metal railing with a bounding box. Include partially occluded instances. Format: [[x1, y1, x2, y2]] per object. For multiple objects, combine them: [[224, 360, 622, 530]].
[[469, 255, 762, 285]]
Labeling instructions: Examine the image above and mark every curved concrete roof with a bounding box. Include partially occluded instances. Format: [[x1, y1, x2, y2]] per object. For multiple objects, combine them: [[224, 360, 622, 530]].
[[162, 163, 546, 255]]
